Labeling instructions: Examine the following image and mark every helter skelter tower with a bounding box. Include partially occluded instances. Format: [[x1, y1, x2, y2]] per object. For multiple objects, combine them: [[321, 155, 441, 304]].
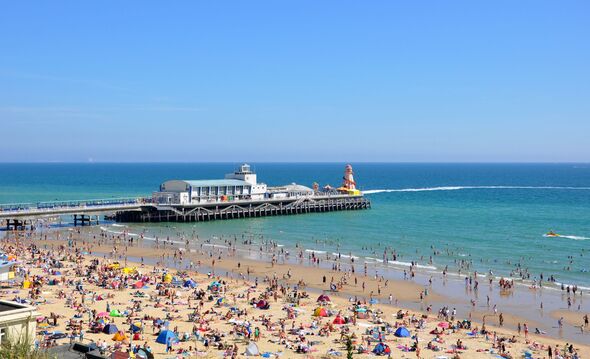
[[342, 164, 356, 190]]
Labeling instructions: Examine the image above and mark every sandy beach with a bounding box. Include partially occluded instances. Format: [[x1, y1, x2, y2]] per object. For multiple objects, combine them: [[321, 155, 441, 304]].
[[0, 225, 587, 359]]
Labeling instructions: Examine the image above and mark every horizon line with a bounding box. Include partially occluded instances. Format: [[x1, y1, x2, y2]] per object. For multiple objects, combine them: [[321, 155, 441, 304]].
[[0, 161, 589, 165]]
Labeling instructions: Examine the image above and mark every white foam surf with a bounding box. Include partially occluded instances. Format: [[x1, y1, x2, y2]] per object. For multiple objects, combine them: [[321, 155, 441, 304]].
[[363, 185, 590, 195]]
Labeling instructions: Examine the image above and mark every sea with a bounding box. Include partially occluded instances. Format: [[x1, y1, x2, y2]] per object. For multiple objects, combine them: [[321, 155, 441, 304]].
[[1, 162, 589, 288]]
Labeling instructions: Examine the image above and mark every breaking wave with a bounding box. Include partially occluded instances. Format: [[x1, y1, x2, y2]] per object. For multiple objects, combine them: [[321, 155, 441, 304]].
[[363, 186, 590, 195]]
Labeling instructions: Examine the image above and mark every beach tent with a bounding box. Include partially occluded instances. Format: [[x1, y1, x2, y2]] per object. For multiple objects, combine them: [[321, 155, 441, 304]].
[[333, 315, 346, 325], [369, 298, 379, 304], [183, 279, 197, 288], [313, 307, 328, 317], [245, 342, 260, 356], [256, 300, 270, 309], [22, 280, 31, 289], [163, 273, 172, 283], [112, 331, 128, 342], [110, 309, 123, 317], [156, 329, 178, 344], [394, 327, 410, 338], [208, 281, 221, 291], [122, 267, 136, 274], [317, 294, 331, 302], [102, 323, 118, 334], [372, 342, 391, 355], [130, 323, 142, 333]]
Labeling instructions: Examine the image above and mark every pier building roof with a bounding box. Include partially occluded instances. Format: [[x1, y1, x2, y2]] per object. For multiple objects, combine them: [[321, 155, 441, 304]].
[[267, 183, 313, 193], [183, 179, 249, 187]]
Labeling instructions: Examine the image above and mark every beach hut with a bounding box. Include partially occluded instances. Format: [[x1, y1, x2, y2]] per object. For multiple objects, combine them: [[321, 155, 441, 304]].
[[112, 331, 128, 342], [313, 307, 329, 317], [156, 329, 178, 344], [372, 342, 391, 356], [333, 315, 346, 325], [394, 327, 410, 338], [245, 342, 260, 356], [102, 323, 118, 334], [316, 294, 331, 302]]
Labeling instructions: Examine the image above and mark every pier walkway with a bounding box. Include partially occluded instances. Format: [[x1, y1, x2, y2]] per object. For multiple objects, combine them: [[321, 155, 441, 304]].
[[1, 194, 370, 228], [0, 198, 147, 219]]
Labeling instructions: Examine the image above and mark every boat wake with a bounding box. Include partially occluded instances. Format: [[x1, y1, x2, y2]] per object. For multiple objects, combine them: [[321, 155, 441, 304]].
[[542, 234, 589, 241], [363, 186, 590, 195]]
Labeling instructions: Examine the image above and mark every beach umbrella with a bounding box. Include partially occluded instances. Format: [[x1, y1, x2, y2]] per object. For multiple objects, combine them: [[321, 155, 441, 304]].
[[245, 342, 260, 356], [438, 322, 449, 329], [394, 327, 410, 338], [133, 281, 144, 289], [333, 315, 346, 325], [156, 329, 178, 344], [102, 323, 118, 334], [317, 294, 331, 302], [313, 307, 328, 317], [97, 312, 109, 318]]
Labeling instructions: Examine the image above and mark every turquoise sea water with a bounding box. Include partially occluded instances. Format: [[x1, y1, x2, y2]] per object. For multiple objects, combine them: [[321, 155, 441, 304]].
[[1, 163, 589, 287]]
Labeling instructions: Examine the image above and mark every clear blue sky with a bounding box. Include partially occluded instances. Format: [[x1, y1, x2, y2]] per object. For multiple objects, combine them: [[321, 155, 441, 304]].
[[1, 1, 589, 162]]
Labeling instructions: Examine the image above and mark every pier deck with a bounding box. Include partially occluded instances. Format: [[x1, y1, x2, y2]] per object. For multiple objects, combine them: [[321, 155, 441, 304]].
[[116, 194, 370, 223], [1, 194, 370, 227]]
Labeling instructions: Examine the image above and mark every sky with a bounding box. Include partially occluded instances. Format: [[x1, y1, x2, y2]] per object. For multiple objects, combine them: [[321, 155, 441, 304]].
[[0, 1, 589, 162]]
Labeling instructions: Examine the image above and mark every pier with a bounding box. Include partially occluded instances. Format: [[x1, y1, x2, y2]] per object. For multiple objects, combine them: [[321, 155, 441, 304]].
[[0, 194, 370, 227], [0, 164, 371, 226], [116, 194, 370, 223]]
